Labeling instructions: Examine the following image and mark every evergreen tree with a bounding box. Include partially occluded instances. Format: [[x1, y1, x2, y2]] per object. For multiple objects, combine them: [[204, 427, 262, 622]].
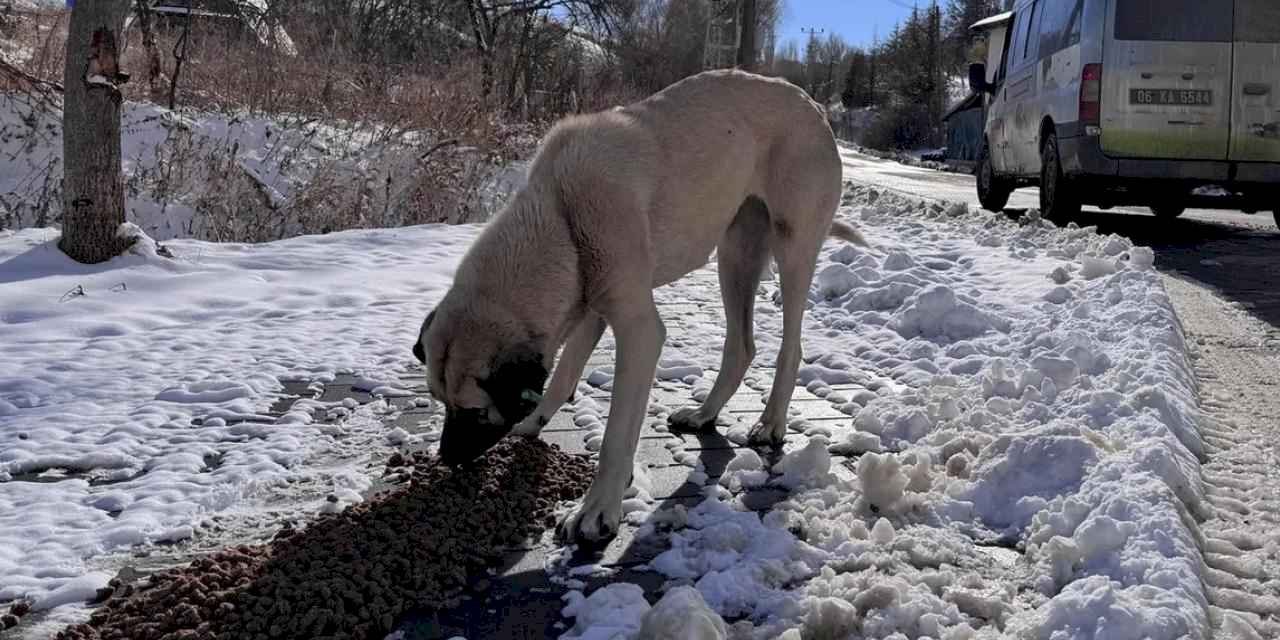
[[943, 0, 1001, 71]]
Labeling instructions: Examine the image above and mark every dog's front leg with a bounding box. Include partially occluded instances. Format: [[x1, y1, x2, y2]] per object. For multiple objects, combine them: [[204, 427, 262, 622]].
[[513, 312, 607, 437], [558, 297, 664, 542]]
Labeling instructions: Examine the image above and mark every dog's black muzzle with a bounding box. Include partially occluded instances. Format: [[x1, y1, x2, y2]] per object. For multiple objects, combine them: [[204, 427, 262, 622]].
[[439, 407, 515, 467]]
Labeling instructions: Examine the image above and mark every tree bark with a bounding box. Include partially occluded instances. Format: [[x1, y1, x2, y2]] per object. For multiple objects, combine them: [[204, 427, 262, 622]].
[[168, 1, 193, 110], [60, 0, 134, 265], [133, 0, 167, 103], [737, 0, 757, 72], [464, 0, 496, 100]]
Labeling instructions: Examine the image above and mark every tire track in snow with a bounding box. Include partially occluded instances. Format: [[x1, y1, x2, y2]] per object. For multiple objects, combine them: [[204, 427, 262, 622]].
[[1161, 276, 1280, 639]]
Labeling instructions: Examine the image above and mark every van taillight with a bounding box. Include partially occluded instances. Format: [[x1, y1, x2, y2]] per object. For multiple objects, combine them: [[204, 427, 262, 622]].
[[1080, 63, 1102, 128]]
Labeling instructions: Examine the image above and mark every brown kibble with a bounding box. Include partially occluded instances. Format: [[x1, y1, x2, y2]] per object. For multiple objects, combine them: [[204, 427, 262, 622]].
[[51, 440, 591, 640]]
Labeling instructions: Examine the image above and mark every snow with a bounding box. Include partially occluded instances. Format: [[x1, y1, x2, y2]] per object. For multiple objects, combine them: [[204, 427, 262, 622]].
[[2, 125, 1211, 638], [0, 221, 478, 621], [560, 583, 650, 640], [636, 586, 728, 640], [564, 185, 1208, 639]]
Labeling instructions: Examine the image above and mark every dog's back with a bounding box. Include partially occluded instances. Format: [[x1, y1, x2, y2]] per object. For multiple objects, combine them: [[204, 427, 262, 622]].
[[522, 70, 842, 288]]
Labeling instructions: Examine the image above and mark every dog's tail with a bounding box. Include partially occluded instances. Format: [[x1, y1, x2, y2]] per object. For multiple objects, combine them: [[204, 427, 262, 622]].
[[828, 220, 870, 247]]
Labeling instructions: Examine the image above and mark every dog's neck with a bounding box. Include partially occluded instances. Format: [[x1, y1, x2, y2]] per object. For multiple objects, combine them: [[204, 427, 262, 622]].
[[462, 186, 584, 351]]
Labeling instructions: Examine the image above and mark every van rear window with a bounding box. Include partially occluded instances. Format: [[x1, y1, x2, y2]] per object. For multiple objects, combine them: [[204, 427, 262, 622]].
[[1236, 0, 1280, 43], [1115, 0, 1232, 42]]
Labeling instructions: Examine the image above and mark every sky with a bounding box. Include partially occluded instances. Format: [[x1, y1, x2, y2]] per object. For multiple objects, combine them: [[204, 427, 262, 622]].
[[775, 0, 922, 51]]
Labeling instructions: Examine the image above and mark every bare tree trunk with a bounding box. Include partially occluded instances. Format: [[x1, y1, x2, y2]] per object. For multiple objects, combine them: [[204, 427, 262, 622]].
[[60, 0, 134, 265], [463, 0, 496, 100], [133, 0, 167, 103], [168, 0, 193, 110], [505, 12, 535, 112], [737, 0, 757, 72]]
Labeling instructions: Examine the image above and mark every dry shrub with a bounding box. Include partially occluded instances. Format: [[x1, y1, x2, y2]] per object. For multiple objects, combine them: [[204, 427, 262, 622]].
[[2, 7, 545, 242], [0, 3, 68, 89]]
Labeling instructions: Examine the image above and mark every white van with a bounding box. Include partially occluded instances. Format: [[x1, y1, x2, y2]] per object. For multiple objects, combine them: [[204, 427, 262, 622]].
[[969, 0, 1280, 226]]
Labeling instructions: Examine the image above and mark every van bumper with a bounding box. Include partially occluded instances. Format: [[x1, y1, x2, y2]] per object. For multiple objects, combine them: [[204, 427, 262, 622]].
[[1059, 134, 1280, 203]]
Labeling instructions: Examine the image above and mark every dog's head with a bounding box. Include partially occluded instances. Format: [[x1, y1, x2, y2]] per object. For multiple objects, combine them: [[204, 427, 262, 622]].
[[413, 304, 550, 466]]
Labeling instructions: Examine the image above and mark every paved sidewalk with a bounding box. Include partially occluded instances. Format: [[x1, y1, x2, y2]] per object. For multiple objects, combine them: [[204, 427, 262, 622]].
[[368, 266, 864, 639]]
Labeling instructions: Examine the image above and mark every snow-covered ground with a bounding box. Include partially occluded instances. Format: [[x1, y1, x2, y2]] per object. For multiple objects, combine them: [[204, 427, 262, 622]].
[[558, 185, 1212, 639], [0, 221, 479, 633], [1, 173, 1218, 636], [0, 95, 525, 241]]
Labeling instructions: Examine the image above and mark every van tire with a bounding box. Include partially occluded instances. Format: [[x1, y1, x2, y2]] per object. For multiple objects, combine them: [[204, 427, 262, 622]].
[[1150, 205, 1186, 219], [1273, 209, 1280, 230], [977, 143, 1012, 212], [1040, 133, 1081, 223]]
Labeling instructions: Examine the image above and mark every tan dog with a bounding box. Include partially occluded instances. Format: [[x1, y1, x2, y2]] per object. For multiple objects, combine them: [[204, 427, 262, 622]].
[[414, 69, 866, 542]]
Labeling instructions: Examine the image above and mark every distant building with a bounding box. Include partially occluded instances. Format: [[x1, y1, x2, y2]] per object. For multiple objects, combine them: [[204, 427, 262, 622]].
[[145, 0, 295, 55], [941, 93, 984, 169]]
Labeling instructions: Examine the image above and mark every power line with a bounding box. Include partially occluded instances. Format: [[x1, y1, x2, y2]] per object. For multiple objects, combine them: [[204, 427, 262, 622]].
[[883, 0, 939, 10]]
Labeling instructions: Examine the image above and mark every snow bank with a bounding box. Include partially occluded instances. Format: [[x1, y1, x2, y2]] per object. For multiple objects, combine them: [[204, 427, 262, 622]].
[[567, 185, 1207, 639], [0, 222, 477, 617]]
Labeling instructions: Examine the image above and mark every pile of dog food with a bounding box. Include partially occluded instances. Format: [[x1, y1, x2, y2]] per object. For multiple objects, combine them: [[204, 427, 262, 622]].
[[56, 439, 594, 640]]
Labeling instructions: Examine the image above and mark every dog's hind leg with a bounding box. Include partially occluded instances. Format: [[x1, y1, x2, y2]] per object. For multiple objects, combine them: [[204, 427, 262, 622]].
[[669, 197, 770, 433], [750, 165, 840, 446], [749, 232, 819, 446], [513, 311, 607, 437]]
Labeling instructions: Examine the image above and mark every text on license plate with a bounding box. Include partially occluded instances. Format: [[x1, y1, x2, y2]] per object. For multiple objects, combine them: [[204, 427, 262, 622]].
[[1130, 89, 1213, 106]]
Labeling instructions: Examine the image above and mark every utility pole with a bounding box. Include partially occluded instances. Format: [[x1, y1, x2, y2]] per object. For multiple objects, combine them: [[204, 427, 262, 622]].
[[737, 0, 757, 71], [800, 27, 824, 46]]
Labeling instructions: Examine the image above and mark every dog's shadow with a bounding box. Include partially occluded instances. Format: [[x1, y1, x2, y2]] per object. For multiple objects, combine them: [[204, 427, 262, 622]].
[[395, 422, 793, 639], [565, 421, 792, 568]]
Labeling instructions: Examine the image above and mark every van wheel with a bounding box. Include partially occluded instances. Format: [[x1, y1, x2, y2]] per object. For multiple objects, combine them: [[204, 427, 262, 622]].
[[977, 143, 1012, 212], [1150, 205, 1186, 219], [1039, 131, 1080, 222], [1274, 209, 1280, 230], [1040, 133, 1081, 223]]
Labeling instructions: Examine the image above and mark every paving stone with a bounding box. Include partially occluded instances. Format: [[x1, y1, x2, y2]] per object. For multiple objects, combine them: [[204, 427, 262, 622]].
[[542, 408, 579, 432], [640, 464, 706, 500], [569, 522, 669, 569], [383, 410, 439, 435], [540, 428, 591, 456], [785, 401, 848, 421], [739, 487, 791, 512], [315, 384, 374, 405], [634, 437, 682, 467], [672, 431, 742, 452]]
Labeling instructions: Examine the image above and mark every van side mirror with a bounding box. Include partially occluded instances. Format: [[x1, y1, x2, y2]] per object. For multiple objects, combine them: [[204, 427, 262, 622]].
[[968, 63, 992, 94]]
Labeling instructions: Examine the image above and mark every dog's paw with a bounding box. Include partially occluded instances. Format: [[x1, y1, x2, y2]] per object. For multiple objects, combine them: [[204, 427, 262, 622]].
[[511, 413, 550, 438], [747, 420, 786, 447], [667, 407, 718, 434], [556, 496, 622, 544]]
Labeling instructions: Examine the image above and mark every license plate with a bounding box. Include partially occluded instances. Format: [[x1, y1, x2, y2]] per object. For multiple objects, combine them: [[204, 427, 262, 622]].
[[1130, 88, 1213, 106]]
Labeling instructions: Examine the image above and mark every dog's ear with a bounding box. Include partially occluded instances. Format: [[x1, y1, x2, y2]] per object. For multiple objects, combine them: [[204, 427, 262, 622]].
[[412, 310, 435, 364], [479, 342, 549, 424]]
